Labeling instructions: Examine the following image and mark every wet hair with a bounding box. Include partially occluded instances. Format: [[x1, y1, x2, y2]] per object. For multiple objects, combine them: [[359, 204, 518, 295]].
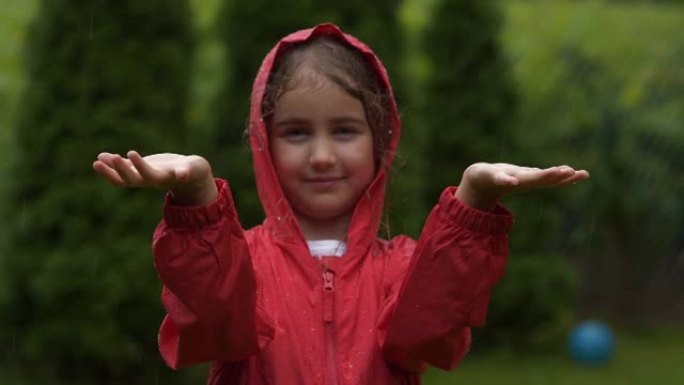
[[261, 36, 392, 170]]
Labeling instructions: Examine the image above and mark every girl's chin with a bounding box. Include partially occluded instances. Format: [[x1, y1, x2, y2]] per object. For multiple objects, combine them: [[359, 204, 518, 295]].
[[296, 206, 351, 223]]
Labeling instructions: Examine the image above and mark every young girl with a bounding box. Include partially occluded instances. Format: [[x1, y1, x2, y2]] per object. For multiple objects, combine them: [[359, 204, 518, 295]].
[[93, 24, 588, 385]]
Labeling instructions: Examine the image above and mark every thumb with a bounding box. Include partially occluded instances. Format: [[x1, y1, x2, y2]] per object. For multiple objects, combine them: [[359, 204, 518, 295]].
[[495, 172, 519, 187], [173, 166, 191, 183]]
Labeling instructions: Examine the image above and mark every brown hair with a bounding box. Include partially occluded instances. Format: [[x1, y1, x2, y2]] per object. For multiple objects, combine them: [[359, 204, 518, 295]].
[[261, 36, 392, 170]]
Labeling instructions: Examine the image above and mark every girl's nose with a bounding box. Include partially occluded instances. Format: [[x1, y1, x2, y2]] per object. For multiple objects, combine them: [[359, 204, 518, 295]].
[[309, 138, 336, 170]]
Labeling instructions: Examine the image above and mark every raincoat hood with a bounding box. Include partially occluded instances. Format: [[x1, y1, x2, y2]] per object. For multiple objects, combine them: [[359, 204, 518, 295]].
[[248, 24, 401, 260]]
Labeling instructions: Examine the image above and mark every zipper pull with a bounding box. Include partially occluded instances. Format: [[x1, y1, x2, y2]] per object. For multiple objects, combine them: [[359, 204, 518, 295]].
[[322, 269, 335, 322], [323, 270, 334, 292]]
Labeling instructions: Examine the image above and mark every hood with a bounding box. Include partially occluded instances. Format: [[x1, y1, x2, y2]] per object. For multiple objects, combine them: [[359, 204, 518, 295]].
[[248, 23, 401, 268]]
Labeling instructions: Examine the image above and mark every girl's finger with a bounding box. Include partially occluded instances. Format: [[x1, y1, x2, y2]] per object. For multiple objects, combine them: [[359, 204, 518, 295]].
[[494, 172, 519, 186], [111, 155, 143, 186], [96, 152, 118, 168], [514, 166, 565, 185], [528, 169, 588, 189], [524, 166, 543, 172], [127, 150, 165, 184], [93, 160, 127, 187], [542, 166, 575, 181], [558, 170, 590, 186], [510, 167, 573, 191]]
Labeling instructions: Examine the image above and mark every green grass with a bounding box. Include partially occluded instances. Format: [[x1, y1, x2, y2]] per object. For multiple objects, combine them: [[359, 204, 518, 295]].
[[2, 328, 682, 384], [423, 328, 684, 385]]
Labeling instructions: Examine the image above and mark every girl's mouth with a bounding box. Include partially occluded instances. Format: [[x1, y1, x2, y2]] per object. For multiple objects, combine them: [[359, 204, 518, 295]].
[[305, 177, 344, 188]]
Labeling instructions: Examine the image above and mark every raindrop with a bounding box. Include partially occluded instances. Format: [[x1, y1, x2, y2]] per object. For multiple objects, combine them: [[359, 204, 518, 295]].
[[89, 10, 94, 39], [586, 217, 596, 254]]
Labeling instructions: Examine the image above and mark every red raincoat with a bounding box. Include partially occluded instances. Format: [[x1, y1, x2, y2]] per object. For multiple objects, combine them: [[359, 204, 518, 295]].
[[153, 24, 513, 385]]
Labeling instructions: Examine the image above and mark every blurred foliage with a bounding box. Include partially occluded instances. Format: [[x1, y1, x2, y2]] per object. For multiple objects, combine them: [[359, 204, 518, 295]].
[[420, 0, 517, 205], [0, 1, 38, 312], [501, 0, 684, 321], [400, 0, 517, 237], [0, 0, 37, 146], [0, 0, 197, 382], [473, 254, 579, 353]]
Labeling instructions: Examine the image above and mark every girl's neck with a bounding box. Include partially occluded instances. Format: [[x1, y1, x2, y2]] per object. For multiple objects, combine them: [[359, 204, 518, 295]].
[[296, 212, 351, 241]]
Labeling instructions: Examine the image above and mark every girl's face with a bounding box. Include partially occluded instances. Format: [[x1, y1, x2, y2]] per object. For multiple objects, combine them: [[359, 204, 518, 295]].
[[270, 70, 375, 228]]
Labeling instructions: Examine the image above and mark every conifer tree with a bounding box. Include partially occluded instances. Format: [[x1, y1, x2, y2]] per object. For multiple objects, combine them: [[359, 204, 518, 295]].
[[1, 1, 195, 382], [420, 0, 516, 206]]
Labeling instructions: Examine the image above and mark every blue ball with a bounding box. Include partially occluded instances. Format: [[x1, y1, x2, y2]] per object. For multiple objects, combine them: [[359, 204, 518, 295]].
[[568, 320, 615, 365]]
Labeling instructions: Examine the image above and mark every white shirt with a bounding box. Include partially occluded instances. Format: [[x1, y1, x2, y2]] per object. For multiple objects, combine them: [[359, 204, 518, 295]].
[[307, 240, 347, 258]]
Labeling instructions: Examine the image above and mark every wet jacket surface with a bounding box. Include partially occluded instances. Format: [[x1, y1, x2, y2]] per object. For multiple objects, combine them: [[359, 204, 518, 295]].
[[153, 24, 514, 385]]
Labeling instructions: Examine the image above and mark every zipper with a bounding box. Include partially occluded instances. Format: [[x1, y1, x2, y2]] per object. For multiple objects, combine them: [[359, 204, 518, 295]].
[[322, 267, 340, 385]]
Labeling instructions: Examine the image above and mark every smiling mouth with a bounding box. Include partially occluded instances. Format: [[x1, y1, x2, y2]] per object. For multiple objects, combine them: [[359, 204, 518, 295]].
[[305, 177, 344, 188]]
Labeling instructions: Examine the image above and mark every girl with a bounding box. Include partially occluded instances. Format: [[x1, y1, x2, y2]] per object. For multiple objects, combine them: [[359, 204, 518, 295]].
[[93, 24, 588, 385]]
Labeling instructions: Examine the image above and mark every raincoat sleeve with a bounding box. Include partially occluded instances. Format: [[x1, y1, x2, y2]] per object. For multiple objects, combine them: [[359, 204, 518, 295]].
[[380, 186, 513, 372], [152, 178, 273, 369]]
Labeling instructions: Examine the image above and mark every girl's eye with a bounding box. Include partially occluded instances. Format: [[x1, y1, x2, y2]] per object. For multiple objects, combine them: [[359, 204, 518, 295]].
[[334, 127, 359, 139], [282, 128, 309, 141]]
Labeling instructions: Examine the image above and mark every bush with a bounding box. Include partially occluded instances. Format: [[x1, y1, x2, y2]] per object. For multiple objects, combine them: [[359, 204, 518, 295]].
[[473, 254, 579, 353], [1, 0, 195, 382], [420, 0, 517, 207]]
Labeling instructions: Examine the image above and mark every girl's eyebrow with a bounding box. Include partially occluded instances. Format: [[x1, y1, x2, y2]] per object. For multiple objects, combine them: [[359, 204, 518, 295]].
[[330, 116, 366, 125], [274, 117, 309, 126], [275, 116, 366, 126]]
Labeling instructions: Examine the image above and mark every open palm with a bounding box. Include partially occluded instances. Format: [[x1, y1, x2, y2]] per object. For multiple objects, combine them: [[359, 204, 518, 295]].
[[93, 151, 211, 189], [457, 163, 590, 210]]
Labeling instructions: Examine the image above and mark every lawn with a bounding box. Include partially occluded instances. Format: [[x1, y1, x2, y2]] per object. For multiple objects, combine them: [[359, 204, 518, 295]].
[[1, 328, 682, 384], [423, 328, 684, 385]]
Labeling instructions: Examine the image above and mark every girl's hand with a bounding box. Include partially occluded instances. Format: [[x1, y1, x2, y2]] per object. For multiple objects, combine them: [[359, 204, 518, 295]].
[[92, 151, 217, 205], [455, 163, 590, 211]]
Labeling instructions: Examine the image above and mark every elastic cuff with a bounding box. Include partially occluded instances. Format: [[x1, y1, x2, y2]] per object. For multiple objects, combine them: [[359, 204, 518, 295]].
[[162, 179, 230, 229], [438, 186, 514, 234]]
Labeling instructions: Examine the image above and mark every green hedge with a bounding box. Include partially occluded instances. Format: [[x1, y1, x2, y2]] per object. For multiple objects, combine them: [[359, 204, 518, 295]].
[[473, 254, 579, 353], [1, 0, 195, 382]]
